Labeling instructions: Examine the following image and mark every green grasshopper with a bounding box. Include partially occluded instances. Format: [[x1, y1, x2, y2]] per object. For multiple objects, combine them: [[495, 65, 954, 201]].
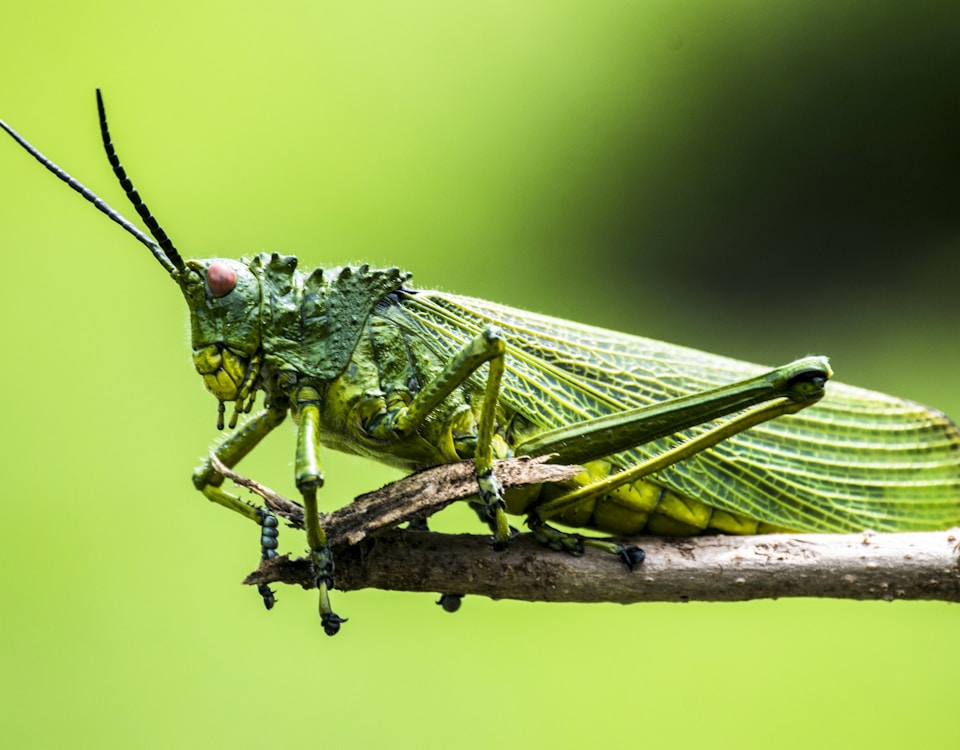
[[4, 92, 960, 633]]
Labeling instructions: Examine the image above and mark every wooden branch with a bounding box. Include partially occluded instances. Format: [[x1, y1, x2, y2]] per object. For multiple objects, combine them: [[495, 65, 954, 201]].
[[216, 455, 960, 604], [247, 528, 960, 603]]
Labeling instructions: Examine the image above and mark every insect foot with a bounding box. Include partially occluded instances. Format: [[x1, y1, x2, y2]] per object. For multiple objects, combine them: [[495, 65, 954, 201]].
[[526, 516, 586, 555], [616, 545, 646, 571], [259, 510, 280, 560], [436, 593, 464, 613], [311, 546, 347, 636], [525, 515, 646, 569], [257, 510, 280, 609]]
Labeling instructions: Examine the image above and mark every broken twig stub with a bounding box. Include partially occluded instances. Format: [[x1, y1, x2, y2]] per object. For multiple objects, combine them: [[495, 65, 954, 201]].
[[212, 453, 580, 544]]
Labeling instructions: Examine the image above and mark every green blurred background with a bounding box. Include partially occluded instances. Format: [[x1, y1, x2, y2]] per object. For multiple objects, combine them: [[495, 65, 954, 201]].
[[2, 1, 958, 747]]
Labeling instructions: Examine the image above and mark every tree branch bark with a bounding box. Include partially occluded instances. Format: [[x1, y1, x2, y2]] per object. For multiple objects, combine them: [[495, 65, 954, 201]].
[[247, 528, 960, 603], [216, 456, 960, 604]]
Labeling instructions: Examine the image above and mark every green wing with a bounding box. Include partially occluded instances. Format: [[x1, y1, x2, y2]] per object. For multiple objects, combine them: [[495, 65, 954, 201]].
[[391, 290, 960, 533]]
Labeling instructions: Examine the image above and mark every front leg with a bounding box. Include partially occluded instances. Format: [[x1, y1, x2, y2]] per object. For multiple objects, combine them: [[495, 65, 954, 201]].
[[294, 387, 346, 636], [192, 405, 287, 608]]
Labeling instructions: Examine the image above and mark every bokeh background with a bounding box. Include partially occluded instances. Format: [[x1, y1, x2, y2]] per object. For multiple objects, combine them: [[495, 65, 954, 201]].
[[2, 2, 958, 748]]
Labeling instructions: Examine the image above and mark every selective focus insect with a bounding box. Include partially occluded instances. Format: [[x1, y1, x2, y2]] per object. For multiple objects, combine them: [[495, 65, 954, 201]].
[[4, 92, 960, 634]]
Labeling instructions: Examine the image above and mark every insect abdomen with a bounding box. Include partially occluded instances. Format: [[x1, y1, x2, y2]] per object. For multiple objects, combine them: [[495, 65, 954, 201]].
[[517, 458, 790, 537]]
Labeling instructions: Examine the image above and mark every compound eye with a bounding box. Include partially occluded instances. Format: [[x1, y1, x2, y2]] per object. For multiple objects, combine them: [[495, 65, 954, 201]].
[[206, 263, 237, 297]]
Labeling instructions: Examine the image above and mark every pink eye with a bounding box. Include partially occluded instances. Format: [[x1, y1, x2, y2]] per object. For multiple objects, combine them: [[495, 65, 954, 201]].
[[206, 263, 237, 297]]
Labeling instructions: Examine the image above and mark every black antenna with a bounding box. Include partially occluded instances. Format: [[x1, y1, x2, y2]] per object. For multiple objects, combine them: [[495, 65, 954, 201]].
[[0, 96, 184, 275], [96, 89, 184, 271]]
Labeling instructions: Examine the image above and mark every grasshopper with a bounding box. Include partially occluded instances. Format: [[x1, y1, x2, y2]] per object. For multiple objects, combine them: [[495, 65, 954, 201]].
[[4, 92, 960, 633]]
